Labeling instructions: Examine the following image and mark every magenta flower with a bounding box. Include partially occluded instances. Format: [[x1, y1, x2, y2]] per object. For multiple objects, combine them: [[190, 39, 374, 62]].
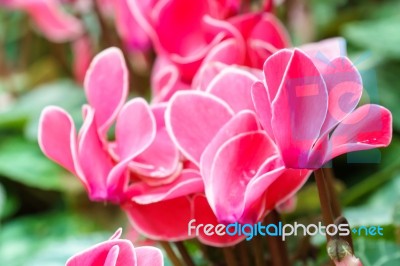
[[252, 49, 392, 169], [166, 66, 310, 224], [39, 47, 180, 203], [2, 0, 83, 42], [66, 228, 163, 266]]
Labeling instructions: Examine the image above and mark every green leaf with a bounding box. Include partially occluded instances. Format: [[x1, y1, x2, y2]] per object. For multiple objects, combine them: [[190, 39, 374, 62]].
[[342, 16, 400, 59], [0, 137, 75, 190], [0, 212, 110, 266], [353, 238, 400, 265], [0, 79, 86, 140]]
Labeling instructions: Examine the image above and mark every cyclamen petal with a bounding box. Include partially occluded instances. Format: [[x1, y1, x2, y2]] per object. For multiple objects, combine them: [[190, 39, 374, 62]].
[[38, 106, 79, 177], [84, 47, 128, 137], [66, 228, 164, 266], [123, 196, 194, 241], [130, 104, 181, 180], [113, 0, 151, 51], [78, 106, 115, 201], [210, 131, 281, 223], [200, 111, 260, 206], [319, 57, 363, 135], [166, 91, 234, 165], [329, 104, 392, 160], [206, 67, 258, 112], [270, 49, 328, 168], [129, 170, 204, 204]]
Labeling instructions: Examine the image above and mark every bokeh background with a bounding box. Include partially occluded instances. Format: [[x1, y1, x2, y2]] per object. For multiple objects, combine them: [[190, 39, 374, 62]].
[[0, 0, 400, 265]]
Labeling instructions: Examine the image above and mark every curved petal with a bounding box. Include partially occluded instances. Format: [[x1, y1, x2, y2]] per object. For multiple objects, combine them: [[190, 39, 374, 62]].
[[84, 47, 128, 137], [129, 170, 204, 204], [193, 194, 245, 247], [72, 36, 93, 83], [200, 111, 260, 205], [319, 57, 363, 135], [210, 131, 280, 223], [38, 106, 79, 177], [300, 37, 347, 73], [130, 104, 180, 180], [192, 61, 228, 91], [115, 98, 156, 161], [207, 67, 258, 112], [248, 13, 290, 68], [269, 49, 328, 168], [113, 0, 151, 51], [135, 246, 164, 266], [78, 107, 114, 201], [151, 57, 190, 103], [251, 81, 274, 138], [66, 237, 135, 266], [264, 169, 311, 211], [123, 196, 194, 241], [166, 91, 234, 165], [328, 104, 392, 161]]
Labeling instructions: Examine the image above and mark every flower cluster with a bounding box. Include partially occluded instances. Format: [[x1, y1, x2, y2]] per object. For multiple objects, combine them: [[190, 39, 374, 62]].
[[35, 0, 392, 263]]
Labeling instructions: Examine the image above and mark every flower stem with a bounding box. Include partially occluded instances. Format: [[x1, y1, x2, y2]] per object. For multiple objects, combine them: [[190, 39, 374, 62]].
[[159, 241, 183, 266], [222, 247, 238, 266], [175, 242, 195, 266], [323, 168, 342, 218], [314, 168, 335, 232], [238, 241, 250, 266], [265, 210, 290, 266], [251, 236, 264, 266]]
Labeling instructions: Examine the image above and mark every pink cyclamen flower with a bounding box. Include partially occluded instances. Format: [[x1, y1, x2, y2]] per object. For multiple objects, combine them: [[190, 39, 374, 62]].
[[166, 66, 310, 224], [129, 0, 289, 83], [252, 49, 392, 169], [66, 228, 163, 266], [39, 47, 180, 203], [2, 0, 83, 42]]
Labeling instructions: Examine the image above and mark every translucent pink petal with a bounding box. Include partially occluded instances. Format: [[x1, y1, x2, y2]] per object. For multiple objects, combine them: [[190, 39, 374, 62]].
[[84, 47, 128, 136], [300, 37, 347, 73], [38, 106, 78, 176], [115, 98, 156, 160], [130, 104, 180, 179], [264, 169, 311, 210], [200, 111, 260, 204], [192, 61, 228, 91], [251, 81, 274, 138], [66, 229, 136, 266], [269, 49, 328, 168], [193, 194, 245, 247], [329, 104, 392, 161], [207, 67, 258, 112], [166, 91, 234, 165], [78, 107, 114, 201], [247, 13, 290, 68], [210, 131, 280, 223], [135, 246, 164, 266], [104, 245, 119, 266], [200, 38, 245, 68], [151, 57, 190, 103], [123, 197, 194, 241], [7, 0, 83, 42], [113, 0, 151, 51], [129, 170, 204, 204], [263, 49, 291, 102], [319, 57, 363, 135]]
